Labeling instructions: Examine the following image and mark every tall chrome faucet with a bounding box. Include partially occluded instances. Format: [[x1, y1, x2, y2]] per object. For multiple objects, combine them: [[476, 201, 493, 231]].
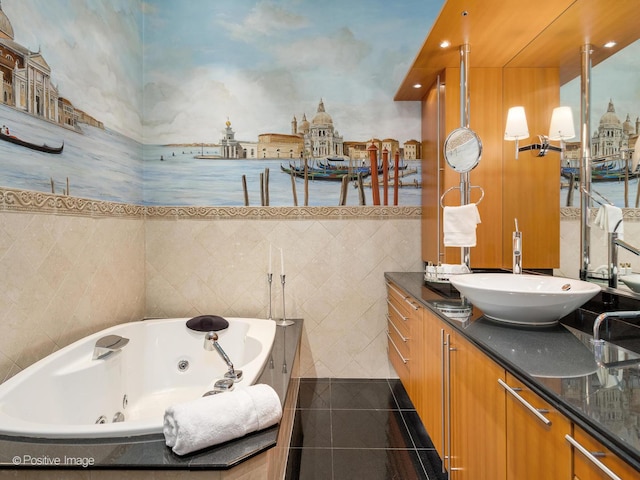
[[608, 228, 640, 288], [513, 218, 522, 274]]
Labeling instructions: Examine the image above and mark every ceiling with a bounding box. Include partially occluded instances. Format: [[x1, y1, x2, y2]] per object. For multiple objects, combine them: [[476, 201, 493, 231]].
[[395, 0, 640, 101]]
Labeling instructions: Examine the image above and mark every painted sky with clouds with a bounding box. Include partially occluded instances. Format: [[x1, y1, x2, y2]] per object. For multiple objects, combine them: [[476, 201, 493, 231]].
[[141, 0, 443, 145], [3, 0, 143, 142], [3, 0, 638, 146]]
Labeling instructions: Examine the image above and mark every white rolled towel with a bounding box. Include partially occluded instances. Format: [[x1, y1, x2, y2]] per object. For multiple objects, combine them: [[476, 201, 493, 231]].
[[163, 383, 282, 456]]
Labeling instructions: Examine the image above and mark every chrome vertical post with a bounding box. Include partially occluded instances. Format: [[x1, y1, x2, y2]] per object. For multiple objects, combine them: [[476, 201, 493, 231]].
[[580, 44, 593, 280], [460, 43, 471, 270]]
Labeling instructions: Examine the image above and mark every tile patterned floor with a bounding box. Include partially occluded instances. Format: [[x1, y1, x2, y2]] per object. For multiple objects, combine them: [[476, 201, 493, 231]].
[[285, 378, 447, 480]]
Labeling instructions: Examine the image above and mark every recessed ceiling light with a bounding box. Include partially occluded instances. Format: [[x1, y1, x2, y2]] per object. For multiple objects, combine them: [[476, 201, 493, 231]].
[[604, 41, 617, 48], [413, 83, 422, 89], [440, 40, 450, 49]]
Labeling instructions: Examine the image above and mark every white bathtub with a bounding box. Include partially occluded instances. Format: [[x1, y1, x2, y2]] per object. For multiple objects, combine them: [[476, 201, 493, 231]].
[[0, 317, 276, 439]]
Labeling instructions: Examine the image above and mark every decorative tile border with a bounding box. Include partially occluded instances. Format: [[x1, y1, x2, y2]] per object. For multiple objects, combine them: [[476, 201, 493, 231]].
[[144, 204, 422, 219], [561, 206, 640, 221], [5, 187, 637, 221], [0, 187, 422, 220], [0, 188, 145, 218]]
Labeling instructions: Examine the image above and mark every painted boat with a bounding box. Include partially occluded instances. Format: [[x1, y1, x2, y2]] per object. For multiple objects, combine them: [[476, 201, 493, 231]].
[[561, 166, 640, 182], [0, 131, 64, 154], [280, 163, 367, 181]]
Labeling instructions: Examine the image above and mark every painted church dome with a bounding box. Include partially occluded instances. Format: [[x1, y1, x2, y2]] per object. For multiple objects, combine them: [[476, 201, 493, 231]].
[[599, 100, 621, 127], [312, 99, 333, 125], [0, 4, 14, 40]]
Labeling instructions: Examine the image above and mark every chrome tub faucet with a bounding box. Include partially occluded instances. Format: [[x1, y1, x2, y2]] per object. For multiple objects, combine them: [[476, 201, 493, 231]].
[[204, 332, 243, 381], [93, 335, 129, 360]]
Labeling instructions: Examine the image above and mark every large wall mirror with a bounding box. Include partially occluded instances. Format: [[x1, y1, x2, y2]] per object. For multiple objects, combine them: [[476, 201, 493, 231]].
[[560, 40, 639, 210], [558, 39, 640, 293]]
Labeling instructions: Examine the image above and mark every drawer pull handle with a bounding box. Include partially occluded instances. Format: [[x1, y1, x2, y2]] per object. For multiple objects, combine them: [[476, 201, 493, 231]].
[[387, 332, 408, 364], [498, 378, 552, 426], [386, 299, 408, 321], [564, 434, 622, 480], [385, 281, 409, 300], [404, 297, 420, 310], [386, 314, 408, 342]]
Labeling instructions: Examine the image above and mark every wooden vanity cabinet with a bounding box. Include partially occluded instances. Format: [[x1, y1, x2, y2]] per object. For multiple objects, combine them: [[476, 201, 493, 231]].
[[421, 307, 506, 480], [385, 281, 424, 406], [421, 307, 446, 456], [448, 328, 506, 480], [386, 282, 639, 480], [569, 425, 638, 480], [501, 373, 572, 479]]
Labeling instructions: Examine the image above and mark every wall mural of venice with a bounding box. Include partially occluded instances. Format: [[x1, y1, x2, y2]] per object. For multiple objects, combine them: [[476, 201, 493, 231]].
[[0, 0, 638, 207]]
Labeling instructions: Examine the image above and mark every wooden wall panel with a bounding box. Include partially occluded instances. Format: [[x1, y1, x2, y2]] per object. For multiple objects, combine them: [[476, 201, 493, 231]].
[[421, 80, 442, 264], [421, 67, 559, 270], [502, 68, 560, 269], [441, 67, 503, 268]]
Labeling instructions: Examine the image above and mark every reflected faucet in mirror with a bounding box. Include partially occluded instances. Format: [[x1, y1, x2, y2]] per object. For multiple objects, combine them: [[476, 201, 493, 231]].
[[591, 311, 640, 368], [609, 229, 640, 288], [513, 218, 522, 274]]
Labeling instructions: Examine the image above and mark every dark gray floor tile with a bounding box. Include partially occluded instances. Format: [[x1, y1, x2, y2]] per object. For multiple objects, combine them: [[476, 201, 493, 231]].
[[286, 379, 446, 480], [332, 448, 427, 480], [390, 378, 416, 409], [331, 409, 413, 449], [297, 378, 332, 409], [401, 409, 436, 449], [290, 409, 332, 448], [286, 448, 333, 480], [330, 380, 397, 410]]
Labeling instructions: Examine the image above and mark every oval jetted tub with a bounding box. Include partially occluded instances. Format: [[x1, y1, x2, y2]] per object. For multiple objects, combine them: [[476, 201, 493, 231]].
[[0, 317, 276, 439]]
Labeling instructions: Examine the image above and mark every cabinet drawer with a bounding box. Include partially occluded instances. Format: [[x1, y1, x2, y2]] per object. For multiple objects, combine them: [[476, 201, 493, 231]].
[[387, 304, 410, 338], [388, 334, 410, 382], [386, 281, 413, 316], [501, 374, 572, 479], [570, 425, 638, 480], [387, 322, 410, 360]]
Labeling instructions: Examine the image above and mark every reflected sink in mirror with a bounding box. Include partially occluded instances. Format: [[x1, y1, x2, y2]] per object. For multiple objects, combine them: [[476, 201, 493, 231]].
[[620, 274, 640, 293], [449, 273, 601, 326]]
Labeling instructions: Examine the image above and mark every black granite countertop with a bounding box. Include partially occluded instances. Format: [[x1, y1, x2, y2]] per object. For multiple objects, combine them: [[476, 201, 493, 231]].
[[385, 272, 640, 472], [0, 319, 303, 471]]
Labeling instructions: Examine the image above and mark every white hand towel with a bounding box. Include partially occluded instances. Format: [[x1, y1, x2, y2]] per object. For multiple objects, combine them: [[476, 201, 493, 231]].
[[163, 383, 282, 456], [593, 204, 624, 242], [443, 204, 481, 247]]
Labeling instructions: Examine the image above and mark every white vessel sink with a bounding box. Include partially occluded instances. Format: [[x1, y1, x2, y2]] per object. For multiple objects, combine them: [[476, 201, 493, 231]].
[[449, 273, 601, 326], [620, 274, 640, 293]]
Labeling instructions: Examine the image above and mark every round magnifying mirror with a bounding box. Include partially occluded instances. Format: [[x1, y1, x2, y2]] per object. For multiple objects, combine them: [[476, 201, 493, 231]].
[[443, 127, 482, 173]]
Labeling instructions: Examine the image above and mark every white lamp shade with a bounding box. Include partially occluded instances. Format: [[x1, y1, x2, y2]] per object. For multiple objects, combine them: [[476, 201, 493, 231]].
[[548, 106, 575, 140], [504, 106, 529, 140]]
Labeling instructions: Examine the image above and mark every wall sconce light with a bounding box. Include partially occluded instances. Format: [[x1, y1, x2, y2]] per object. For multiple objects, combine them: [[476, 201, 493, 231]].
[[504, 106, 575, 159], [504, 106, 529, 160]]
